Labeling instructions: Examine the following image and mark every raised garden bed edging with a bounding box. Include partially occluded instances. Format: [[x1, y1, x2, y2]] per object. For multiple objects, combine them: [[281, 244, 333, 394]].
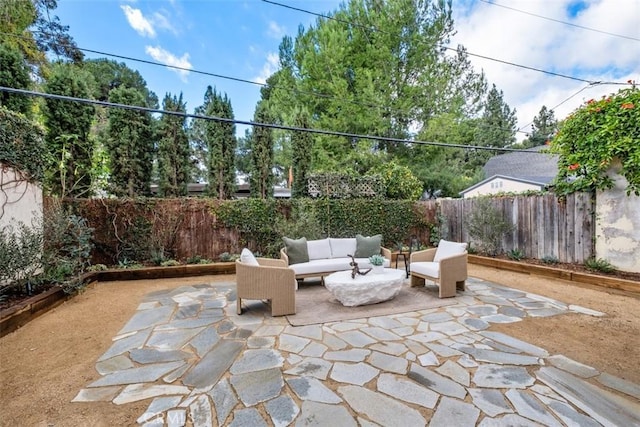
[[0, 262, 236, 338], [468, 255, 640, 294]]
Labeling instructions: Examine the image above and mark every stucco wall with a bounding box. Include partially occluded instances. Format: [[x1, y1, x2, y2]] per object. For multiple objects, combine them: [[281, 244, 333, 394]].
[[595, 161, 640, 273], [463, 178, 541, 198], [0, 166, 43, 230]]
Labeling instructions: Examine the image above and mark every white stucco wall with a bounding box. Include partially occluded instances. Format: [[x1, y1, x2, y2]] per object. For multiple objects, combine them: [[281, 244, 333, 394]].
[[595, 161, 640, 273], [463, 178, 542, 198], [0, 165, 43, 230]]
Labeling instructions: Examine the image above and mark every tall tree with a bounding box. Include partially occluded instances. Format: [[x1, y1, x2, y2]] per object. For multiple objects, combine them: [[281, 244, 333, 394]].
[[472, 84, 517, 167], [249, 102, 275, 198], [157, 92, 190, 197], [43, 62, 95, 196], [0, 0, 81, 76], [0, 42, 32, 115], [33, 0, 83, 62], [190, 86, 237, 198], [291, 109, 313, 198], [263, 0, 485, 173], [106, 87, 155, 197], [525, 105, 557, 148]]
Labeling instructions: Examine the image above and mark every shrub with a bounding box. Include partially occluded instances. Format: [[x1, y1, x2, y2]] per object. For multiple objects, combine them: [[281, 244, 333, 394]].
[[160, 259, 181, 267], [465, 198, 513, 256], [507, 248, 525, 261], [0, 220, 44, 295], [187, 255, 213, 264], [541, 255, 559, 265], [584, 257, 616, 273], [218, 252, 238, 262]]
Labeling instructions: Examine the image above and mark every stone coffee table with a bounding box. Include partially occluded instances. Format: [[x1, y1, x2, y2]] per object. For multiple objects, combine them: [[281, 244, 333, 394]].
[[324, 269, 405, 307]]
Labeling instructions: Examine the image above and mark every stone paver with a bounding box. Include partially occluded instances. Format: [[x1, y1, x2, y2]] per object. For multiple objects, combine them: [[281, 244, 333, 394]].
[[73, 278, 639, 426]]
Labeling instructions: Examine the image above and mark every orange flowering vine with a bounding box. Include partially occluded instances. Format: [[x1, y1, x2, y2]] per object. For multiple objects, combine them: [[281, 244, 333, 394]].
[[621, 102, 634, 109], [567, 163, 580, 171]]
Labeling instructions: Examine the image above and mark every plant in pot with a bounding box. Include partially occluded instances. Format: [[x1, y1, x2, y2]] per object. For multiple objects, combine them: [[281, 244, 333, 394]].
[[369, 254, 385, 274]]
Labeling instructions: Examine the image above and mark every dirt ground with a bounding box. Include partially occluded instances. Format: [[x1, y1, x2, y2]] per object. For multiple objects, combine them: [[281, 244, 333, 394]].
[[1, 266, 639, 426]]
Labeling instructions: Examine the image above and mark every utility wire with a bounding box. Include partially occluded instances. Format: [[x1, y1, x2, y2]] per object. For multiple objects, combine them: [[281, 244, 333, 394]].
[[479, 0, 640, 42], [516, 82, 596, 133], [262, 0, 629, 86], [0, 31, 406, 117], [0, 86, 538, 153]]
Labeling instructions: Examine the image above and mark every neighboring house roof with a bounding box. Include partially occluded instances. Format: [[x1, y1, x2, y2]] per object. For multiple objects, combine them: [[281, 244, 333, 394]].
[[460, 174, 547, 196], [483, 145, 558, 185]]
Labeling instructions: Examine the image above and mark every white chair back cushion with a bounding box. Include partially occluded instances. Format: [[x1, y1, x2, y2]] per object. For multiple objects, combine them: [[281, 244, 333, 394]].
[[307, 239, 332, 260], [240, 248, 259, 266], [329, 238, 357, 258], [433, 240, 467, 263]]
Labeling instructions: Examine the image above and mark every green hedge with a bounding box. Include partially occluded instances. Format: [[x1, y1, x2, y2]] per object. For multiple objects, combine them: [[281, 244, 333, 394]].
[[215, 198, 433, 257]]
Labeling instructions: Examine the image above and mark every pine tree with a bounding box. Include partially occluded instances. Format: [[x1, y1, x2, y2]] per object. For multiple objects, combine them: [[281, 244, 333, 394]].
[[250, 102, 274, 199], [291, 110, 313, 198], [471, 84, 517, 168], [526, 105, 557, 147], [190, 86, 237, 198], [157, 92, 190, 197], [106, 87, 155, 197]]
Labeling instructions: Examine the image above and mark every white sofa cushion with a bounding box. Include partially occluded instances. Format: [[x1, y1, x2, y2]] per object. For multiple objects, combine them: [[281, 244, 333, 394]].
[[433, 240, 467, 263], [240, 248, 259, 266], [307, 238, 332, 260], [329, 238, 357, 258], [289, 257, 392, 276], [289, 258, 352, 275], [411, 261, 439, 278]]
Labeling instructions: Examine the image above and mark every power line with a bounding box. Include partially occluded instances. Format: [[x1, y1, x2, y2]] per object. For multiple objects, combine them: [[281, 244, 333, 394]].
[[0, 31, 406, 117], [0, 86, 538, 153], [479, 0, 640, 42], [262, 0, 629, 86], [516, 83, 596, 133]]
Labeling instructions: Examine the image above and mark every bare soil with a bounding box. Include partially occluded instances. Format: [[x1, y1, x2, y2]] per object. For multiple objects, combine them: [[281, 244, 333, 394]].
[[1, 268, 639, 426]]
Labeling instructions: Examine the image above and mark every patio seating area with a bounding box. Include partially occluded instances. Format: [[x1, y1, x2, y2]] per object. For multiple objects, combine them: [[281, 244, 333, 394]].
[[71, 275, 640, 426]]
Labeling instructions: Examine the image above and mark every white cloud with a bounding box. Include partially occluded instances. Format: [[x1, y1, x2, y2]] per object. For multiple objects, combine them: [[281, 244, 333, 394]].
[[145, 45, 192, 82], [152, 11, 178, 35], [253, 52, 280, 84], [121, 5, 156, 37], [267, 20, 286, 39], [451, 0, 640, 140]]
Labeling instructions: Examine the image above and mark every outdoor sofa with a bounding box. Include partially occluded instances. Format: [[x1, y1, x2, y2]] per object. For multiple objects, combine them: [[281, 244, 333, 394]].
[[280, 235, 392, 282]]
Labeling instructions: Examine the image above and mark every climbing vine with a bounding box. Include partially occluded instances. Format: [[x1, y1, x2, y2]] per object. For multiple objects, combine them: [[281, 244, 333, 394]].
[[550, 85, 640, 196], [0, 107, 46, 183]]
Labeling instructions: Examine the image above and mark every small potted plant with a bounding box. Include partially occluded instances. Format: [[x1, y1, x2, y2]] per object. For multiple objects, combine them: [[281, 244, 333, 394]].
[[369, 254, 385, 274]]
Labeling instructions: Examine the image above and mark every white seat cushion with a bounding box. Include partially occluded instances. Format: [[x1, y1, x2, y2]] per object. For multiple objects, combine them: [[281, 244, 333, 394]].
[[433, 240, 467, 263], [356, 258, 391, 269], [289, 258, 352, 275], [329, 238, 357, 258], [240, 248, 259, 266], [307, 239, 332, 260], [411, 261, 440, 278]]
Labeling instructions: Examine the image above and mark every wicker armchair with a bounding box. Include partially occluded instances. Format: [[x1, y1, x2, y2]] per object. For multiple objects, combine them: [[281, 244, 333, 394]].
[[235, 258, 296, 316], [409, 240, 467, 298]]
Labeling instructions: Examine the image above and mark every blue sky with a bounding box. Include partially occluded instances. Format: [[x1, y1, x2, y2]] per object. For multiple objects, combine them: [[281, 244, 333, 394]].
[[55, 0, 639, 140]]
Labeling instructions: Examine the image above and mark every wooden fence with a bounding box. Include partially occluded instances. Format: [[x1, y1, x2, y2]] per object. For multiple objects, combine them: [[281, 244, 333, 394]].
[[53, 193, 593, 265], [439, 193, 594, 263]]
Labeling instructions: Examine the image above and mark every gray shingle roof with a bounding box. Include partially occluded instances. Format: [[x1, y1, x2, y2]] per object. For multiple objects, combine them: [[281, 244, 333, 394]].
[[483, 145, 559, 185]]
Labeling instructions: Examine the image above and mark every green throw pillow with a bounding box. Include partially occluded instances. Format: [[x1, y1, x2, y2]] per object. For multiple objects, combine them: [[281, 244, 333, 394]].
[[354, 234, 382, 258], [283, 236, 309, 265]]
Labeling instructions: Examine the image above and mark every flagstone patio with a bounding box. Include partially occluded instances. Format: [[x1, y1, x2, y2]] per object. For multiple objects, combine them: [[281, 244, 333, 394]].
[[71, 277, 640, 426]]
